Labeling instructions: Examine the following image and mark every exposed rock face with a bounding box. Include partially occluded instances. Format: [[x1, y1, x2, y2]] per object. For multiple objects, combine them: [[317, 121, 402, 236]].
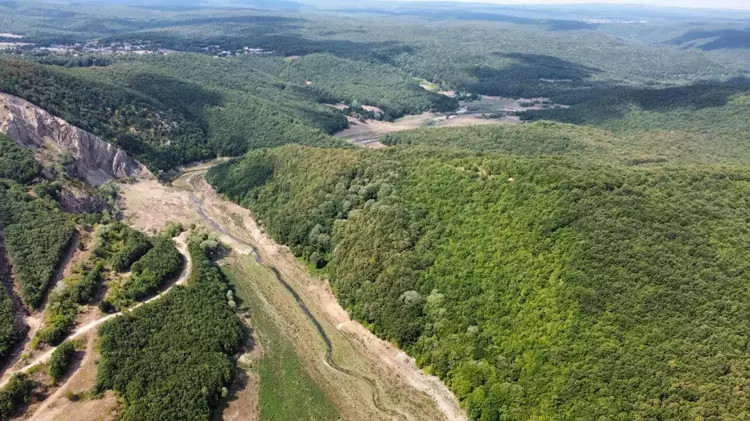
[[0, 93, 151, 186], [57, 186, 108, 214]]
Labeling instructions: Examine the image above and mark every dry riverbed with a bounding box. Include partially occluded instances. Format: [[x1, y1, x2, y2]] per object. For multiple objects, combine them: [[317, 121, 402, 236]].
[[120, 164, 467, 421], [9, 162, 466, 421]]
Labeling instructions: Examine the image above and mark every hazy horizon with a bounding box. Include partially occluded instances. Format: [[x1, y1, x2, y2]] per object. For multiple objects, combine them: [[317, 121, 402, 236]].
[[393, 0, 750, 11]]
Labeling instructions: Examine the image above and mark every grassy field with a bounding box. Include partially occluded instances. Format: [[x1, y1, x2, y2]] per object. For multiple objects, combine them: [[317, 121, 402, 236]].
[[223, 256, 338, 421]]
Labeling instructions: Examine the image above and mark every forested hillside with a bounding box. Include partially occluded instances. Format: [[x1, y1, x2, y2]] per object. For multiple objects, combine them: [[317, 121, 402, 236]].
[[521, 78, 750, 165], [2, 3, 750, 420], [0, 57, 348, 176], [66, 54, 350, 154], [241, 53, 458, 119], [0, 135, 72, 366], [0, 134, 39, 183], [0, 59, 211, 172], [209, 144, 750, 420], [0, 227, 17, 367]]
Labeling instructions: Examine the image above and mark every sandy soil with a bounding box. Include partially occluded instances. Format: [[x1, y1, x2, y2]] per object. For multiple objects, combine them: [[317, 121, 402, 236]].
[[0, 42, 31, 49], [218, 319, 262, 421], [29, 392, 119, 421], [29, 332, 119, 421], [117, 165, 467, 421], [220, 370, 259, 421], [326, 103, 348, 111], [334, 94, 566, 149], [335, 108, 518, 149], [465, 95, 564, 113]]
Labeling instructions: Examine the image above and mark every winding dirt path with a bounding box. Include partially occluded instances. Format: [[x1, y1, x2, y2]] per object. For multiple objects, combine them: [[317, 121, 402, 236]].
[[0, 233, 192, 389]]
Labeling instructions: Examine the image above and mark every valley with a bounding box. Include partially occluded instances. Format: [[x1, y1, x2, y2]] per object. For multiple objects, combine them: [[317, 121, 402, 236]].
[[0, 1, 748, 420], [118, 164, 466, 421]]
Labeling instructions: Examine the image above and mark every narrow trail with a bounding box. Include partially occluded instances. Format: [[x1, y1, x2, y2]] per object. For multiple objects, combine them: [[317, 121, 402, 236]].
[[0, 234, 192, 388], [185, 185, 408, 420], [29, 332, 96, 419]]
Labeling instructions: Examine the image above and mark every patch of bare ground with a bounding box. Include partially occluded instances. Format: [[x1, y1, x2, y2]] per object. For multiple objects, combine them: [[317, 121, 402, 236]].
[[335, 94, 567, 149], [335, 110, 517, 149], [28, 332, 120, 421], [117, 166, 467, 421], [218, 370, 259, 421], [216, 317, 262, 421]]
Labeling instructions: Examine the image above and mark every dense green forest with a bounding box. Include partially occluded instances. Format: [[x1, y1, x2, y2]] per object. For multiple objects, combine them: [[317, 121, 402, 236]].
[[0, 134, 39, 184], [90, 222, 182, 312], [520, 78, 750, 165], [0, 283, 14, 366], [122, 236, 183, 301], [67, 54, 350, 155], [209, 144, 750, 420], [0, 135, 39, 364], [103, 224, 152, 273], [96, 231, 243, 421], [0, 57, 348, 175], [1, 3, 743, 159], [0, 59, 211, 173], [241, 53, 458, 119], [0, 181, 75, 309], [85, 10, 743, 97], [32, 221, 181, 348], [381, 122, 612, 157]]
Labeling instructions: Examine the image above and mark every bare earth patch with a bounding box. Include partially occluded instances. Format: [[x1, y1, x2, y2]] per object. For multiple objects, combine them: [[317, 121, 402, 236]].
[[29, 332, 119, 421], [218, 320, 262, 421], [334, 94, 566, 149]]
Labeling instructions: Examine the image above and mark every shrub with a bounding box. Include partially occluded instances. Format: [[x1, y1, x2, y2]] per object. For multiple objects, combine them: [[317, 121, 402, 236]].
[[49, 341, 76, 383], [164, 222, 184, 238]]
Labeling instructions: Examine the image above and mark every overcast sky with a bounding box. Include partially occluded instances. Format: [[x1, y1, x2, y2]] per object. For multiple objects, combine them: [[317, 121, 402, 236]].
[[399, 0, 750, 10]]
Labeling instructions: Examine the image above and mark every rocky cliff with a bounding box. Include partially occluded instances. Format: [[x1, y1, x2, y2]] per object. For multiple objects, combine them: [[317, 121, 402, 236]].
[[0, 93, 151, 185]]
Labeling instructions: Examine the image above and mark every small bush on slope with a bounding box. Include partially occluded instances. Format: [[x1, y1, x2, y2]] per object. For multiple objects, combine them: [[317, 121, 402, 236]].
[[48, 341, 76, 383], [0, 373, 36, 420]]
